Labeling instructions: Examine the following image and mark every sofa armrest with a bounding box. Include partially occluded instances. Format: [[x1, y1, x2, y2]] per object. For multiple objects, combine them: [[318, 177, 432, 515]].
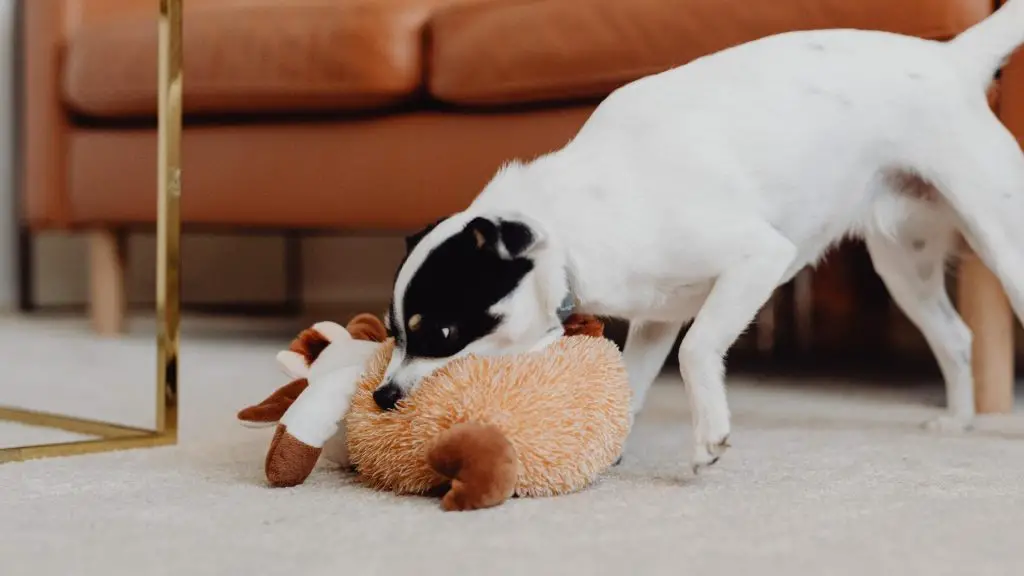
[[21, 0, 69, 228], [21, 0, 148, 229]]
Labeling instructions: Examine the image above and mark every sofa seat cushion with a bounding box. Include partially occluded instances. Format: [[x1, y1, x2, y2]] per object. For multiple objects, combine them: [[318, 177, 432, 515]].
[[62, 0, 479, 118], [64, 108, 595, 228], [428, 0, 994, 106]]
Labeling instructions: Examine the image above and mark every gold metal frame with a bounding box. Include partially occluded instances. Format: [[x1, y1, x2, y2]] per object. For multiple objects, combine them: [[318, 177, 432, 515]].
[[0, 0, 182, 463]]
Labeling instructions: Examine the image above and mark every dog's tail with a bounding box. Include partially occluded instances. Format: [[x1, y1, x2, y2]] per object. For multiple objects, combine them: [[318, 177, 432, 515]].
[[949, 0, 1024, 87]]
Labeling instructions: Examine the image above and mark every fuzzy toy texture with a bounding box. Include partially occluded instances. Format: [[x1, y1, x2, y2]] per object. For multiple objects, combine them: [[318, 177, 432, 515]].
[[345, 331, 632, 506]]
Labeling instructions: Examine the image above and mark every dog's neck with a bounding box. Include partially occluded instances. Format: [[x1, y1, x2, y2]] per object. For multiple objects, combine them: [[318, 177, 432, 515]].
[[556, 289, 577, 323], [533, 272, 577, 349]]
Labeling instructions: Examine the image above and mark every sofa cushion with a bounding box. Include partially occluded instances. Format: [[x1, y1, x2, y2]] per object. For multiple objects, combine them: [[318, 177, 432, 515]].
[[64, 108, 595, 228], [428, 0, 994, 106], [62, 0, 480, 118]]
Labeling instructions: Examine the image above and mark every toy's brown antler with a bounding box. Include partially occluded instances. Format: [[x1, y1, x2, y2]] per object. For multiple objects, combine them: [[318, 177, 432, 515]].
[[346, 313, 388, 342]]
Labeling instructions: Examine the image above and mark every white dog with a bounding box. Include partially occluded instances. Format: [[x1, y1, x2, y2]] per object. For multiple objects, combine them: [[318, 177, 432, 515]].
[[376, 0, 1024, 473]]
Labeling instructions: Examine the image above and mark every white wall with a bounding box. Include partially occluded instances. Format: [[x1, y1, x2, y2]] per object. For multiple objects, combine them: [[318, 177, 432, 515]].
[[0, 0, 16, 310]]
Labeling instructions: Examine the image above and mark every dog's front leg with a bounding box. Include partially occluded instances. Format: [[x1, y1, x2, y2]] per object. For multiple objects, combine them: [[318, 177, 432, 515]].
[[679, 223, 796, 473], [622, 320, 686, 418]]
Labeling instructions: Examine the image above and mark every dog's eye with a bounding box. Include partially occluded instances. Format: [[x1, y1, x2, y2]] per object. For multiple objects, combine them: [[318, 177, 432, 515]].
[[408, 314, 422, 331], [441, 325, 458, 340]]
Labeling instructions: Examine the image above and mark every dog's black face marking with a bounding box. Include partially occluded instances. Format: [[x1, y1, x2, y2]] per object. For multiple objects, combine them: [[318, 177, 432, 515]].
[[481, 217, 535, 258], [386, 217, 450, 339], [397, 216, 537, 359]]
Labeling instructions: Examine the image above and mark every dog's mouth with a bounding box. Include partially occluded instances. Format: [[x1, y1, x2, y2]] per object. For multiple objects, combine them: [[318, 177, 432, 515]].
[[376, 352, 450, 410], [373, 381, 404, 411]]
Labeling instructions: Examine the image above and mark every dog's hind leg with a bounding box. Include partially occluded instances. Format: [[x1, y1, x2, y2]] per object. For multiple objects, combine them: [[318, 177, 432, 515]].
[[864, 212, 974, 431], [927, 113, 1024, 329]]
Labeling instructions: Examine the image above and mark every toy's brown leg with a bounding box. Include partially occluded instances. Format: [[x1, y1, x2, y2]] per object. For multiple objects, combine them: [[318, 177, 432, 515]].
[[237, 378, 309, 424], [265, 425, 323, 487], [427, 423, 518, 511]]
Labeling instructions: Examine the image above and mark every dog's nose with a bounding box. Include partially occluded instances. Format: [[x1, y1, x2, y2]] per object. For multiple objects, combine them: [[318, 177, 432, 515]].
[[373, 383, 403, 411]]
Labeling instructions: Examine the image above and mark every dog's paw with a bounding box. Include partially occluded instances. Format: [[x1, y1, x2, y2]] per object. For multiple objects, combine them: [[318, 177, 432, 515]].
[[691, 433, 731, 474], [922, 414, 974, 434], [690, 407, 731, 474]]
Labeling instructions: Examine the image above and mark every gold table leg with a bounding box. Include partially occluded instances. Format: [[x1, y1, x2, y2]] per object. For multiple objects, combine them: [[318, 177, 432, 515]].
[[156, 0, 183, 434], [0, 0, 182, 462]]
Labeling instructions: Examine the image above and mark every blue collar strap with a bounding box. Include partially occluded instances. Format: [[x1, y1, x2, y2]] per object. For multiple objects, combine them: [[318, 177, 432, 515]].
[[555, 290, 577, 323]]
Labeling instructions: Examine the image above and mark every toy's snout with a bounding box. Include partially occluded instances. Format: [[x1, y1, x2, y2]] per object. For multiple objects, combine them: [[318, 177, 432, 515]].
[[373, 381, 403, 411]]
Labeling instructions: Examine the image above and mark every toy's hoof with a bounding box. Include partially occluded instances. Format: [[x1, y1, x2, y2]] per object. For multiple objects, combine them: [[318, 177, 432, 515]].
[[428, 423, 518, 511], [265, 425, 322, 487]]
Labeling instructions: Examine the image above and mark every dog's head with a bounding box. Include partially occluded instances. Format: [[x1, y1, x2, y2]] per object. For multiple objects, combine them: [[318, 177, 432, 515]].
[[374, 211, 567, 410]]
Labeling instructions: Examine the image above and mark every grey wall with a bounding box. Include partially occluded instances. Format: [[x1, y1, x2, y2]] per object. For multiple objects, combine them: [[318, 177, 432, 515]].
[[32, 233, 406, 311], [0, 0, 16, 310]]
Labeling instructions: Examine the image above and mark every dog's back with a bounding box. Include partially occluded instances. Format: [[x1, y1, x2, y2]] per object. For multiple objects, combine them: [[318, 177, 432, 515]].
[[470, 5, 1024, 291]]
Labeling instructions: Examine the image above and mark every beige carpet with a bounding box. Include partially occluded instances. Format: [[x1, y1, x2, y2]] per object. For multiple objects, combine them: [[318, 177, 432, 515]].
[[1, 315, 1024, 576]]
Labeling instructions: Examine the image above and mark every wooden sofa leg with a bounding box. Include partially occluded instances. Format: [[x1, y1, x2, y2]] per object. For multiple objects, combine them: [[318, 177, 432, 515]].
[[89, 230, 127, 336], [958, 248, 1015, 414]]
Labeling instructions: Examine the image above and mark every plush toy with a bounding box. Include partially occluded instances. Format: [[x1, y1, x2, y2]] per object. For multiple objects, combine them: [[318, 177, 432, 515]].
[[238, 313, 631, 511]]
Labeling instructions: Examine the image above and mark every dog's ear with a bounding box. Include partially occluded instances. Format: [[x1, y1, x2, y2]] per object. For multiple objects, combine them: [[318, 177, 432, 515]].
[[465, 214, 545, 259], [404, 216, 449, 254]]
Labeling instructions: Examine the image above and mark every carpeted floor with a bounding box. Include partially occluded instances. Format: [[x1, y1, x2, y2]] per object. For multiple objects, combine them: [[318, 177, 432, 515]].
[[1, 316, 1023, 576]]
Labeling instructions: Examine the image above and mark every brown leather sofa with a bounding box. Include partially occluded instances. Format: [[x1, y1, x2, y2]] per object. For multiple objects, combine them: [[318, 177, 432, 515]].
[[20, 0, 1018, 411]]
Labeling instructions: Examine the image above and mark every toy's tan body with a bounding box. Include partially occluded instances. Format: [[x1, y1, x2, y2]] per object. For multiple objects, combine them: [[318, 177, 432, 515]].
[[348, 333, 631, 509], [239, 314, 631, 511]]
